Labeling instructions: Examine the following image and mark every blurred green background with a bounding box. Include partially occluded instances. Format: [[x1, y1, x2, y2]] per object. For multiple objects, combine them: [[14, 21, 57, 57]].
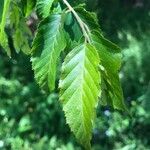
[[0, 0, 150, 149]]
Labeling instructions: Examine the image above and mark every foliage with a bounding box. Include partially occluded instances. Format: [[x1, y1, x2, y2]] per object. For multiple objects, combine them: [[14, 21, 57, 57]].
[[0, 0, 149, 150], [0, 0, 127, 149], [60, 43, 101, 149]]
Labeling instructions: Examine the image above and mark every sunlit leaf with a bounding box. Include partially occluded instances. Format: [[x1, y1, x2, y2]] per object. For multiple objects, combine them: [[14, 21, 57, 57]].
[[59, 44, 101, 149]]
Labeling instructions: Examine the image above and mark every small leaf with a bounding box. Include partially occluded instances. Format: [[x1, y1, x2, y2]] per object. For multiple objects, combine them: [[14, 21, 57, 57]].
[[91, 31, 127, 111], [59, 44, 101, 149], [64, 12, 82, 41], [31, 14, 66, 91], [36, 0, 55, 18], [64, 8, 100, 42], [13, 26, 31, 54], [10, 3, 31, 54], [0, 30, 11, 57]]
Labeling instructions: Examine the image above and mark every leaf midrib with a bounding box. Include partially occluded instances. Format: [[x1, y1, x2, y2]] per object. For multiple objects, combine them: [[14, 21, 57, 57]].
[[78, 44, 89, 138]]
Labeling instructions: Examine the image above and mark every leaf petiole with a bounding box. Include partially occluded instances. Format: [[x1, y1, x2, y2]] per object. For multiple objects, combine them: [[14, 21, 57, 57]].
[[63, 0, 91, 43]]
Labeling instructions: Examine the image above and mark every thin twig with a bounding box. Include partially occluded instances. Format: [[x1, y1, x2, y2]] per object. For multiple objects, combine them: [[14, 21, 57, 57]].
[[63, 0, 91, 43]]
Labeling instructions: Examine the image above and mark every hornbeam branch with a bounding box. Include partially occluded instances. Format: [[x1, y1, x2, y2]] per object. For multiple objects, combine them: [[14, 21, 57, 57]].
[[63, 0, 91, 43]]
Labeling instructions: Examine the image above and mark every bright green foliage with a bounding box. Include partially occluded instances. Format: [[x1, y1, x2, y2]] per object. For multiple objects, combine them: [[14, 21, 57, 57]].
[[0, 31, 10, 57], [31, 14, 66, 91], [13, 23, 31, 54], [0, 0, 150, 149], [59, 44, 101, 149], [0, 0, 127, 149], [64, 12, 82, 42], [36, 0, 55, 18]]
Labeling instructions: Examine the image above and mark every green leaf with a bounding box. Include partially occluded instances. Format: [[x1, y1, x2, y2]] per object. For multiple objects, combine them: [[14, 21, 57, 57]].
[[0, 31, 11, 57], [10, 3, 31, 54], [21, 0, 36, 17], [0, 0, 11, 57], [75, 7, 101, 32], [0, 0, 4, 22], [13, 24, 31, 54], [91, 32, 121, 72], [36, 0, 55, 18], [91, 31, 127, 111], [59, 44, 101, 149], [31, 14, 66, 91], [9, 2, 20, 28], [64, 7, 100, 42], [64, 12, 82, 41]]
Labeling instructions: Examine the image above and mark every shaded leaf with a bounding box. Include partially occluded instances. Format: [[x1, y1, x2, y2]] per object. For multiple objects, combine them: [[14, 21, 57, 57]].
[[64, 12, 82, 41], [0, 31, 11, 57], [31, 14, 66, 91], [10, 3, 32, 54], [64, 7, 100, 42], [91, 31, 127, 111], [75, 7, 100, 32]]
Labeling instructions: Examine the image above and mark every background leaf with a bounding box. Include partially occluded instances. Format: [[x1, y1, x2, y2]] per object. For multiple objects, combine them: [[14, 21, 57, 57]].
[[64, 12, 82, 42], [21, 0, 36, 17]]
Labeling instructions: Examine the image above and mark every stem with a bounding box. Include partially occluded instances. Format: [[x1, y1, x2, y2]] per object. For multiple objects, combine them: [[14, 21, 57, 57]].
[[63, 0, 91, 43], [83, 23, 91, 34]]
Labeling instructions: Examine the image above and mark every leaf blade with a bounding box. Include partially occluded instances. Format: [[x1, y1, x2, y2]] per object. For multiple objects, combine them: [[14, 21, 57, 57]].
[[10, 3, 32, 54], [59, 43, 101, 149], [0, 0, 11, 57], [91, 31, 127, 111], [36, 0, 55, 18], [31, 14, 66, 91]]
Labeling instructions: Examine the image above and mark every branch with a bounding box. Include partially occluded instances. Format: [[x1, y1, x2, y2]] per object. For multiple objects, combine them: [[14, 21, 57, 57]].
[[63, 0, 91, 43]]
